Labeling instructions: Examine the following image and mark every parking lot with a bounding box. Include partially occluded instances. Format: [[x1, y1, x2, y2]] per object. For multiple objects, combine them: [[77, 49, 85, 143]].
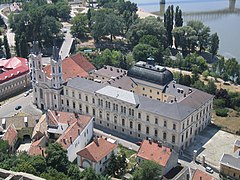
[[186, 125, 239, 167]]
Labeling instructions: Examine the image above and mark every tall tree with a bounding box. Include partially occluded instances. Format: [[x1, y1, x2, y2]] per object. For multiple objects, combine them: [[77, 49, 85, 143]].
[[209, 32, 219, 59], [175, 6, 183, 27], [4, 35, 11, 58], [164, 5, 174, 47], [71, 14, 89, 38]]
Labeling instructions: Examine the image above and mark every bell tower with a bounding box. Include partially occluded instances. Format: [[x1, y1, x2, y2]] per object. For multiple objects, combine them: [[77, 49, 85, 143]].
[[50, 45, 63, 110]]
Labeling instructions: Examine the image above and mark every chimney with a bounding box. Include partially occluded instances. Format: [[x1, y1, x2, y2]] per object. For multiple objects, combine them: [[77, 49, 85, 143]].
[[148, 138, 152, 144], [70, 136, 72, 144], [55, 110, 58, 116], [67, 120, 70, 126], [63, 138, 66, 144], [94, 137, 99, 146]]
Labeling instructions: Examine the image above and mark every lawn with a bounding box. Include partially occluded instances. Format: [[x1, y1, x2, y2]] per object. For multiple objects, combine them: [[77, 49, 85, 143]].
[[119, 144, 137, 170], [212, 109, 240, 134]]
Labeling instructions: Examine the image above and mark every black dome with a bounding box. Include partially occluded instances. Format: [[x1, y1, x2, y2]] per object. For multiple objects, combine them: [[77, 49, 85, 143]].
[[127, 64, 173, 86]]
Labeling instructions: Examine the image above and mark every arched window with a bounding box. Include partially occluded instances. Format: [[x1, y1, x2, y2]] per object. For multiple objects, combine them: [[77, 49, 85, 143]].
[[59, 66, 61, 73], [130, 121, 133, 129]]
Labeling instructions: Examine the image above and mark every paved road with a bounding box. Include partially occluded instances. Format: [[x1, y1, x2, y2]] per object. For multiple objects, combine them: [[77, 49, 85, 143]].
[[60, 22, 74, 59], [0, 5, 15, 47], [0, 92, 42, 118]]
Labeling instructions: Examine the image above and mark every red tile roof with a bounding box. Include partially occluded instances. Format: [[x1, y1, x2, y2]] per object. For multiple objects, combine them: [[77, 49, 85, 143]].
[[137, 140, 172, 167], [44, 53, 95, 81], [3, 124, 18, 146], [50, 111, 92, 150], [0, 57, 29, 84], [192, 169, 216, 180], [77, 138, 117, 162], [28, 137, 46, 156], [47, 110, 84, 126], [70, 53, 95, 73]]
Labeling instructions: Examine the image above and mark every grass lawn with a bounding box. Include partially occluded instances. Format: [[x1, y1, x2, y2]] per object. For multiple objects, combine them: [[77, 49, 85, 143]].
[[212, 109, 240, 134], [119, 144, 137, 169]]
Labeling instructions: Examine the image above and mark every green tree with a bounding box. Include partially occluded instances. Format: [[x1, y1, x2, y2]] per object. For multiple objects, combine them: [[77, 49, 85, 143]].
[[45, 143, 69, 174], [82, 167, 104, 180], [132, 43, 159, 62], [30, 155, 47, 175], [56, 1, 71, 21], [127, 16, 167, 47], [133, 160, 162, 180], [19, 34, 29, 58], [71, 14, 89, 38], [0, 140, 9, 162], [225, 58, 239, 81], [14, 161, 37, 175], [164, 5, 174, 46], [105, 153, 118, 176], [209, 33, 219, 59], [175, 6, 183, 27], [205, 80, 217, 95], [4, 35, 11, 58], [41, 168, 68, 180], [187, 20, 210, 52], [202, 70, 209, 80], [67, 164, 82, 180]]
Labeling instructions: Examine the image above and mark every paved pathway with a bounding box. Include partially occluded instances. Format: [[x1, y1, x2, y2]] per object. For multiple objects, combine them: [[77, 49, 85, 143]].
[[60, 22, 74, 59]]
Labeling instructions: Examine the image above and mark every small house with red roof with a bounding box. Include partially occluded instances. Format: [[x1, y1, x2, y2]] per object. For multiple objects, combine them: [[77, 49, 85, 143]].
[[2, 124, 18, 151], [77, 137, 118, 173], [46, 110, 94, 162], [0, 57, 30, 100], [136, 139, 178, 175]]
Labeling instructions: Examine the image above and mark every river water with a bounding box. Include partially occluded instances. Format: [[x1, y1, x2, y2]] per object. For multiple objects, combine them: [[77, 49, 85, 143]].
[[131, 0, 240, 63]]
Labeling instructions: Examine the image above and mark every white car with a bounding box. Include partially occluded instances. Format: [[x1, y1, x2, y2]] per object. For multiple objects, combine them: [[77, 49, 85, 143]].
[[24, 92, 29, 97], [205, 166, 213, 174]]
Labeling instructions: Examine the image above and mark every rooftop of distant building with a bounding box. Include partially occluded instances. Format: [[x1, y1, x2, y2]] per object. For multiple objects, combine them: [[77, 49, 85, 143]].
[[0, 57, 29, 84]]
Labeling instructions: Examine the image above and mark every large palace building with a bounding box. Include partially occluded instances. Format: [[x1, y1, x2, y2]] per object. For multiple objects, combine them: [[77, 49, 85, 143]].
[[29, 44, 213, 152]]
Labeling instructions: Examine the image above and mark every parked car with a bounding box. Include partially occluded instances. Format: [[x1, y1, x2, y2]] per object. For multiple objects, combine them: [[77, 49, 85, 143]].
[[205, 166, 213, 174], [28, 89, 33, 93], [15, 105, 22, 110], [24, 92, 29, 97]]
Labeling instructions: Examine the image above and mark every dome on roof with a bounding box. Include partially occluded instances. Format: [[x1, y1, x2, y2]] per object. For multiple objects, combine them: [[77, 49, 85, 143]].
[[127, 64, 173, 86]]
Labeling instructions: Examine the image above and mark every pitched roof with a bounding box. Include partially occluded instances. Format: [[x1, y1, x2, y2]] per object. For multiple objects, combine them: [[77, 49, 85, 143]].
[[0, 57, 29, 84], [56, 114, 92, 149], [77, 138, 117, 162], [28, 136, 46, 156], [44, 53, 95, 81], [93, 65, 127, 79], [2, 124, 18, 146], [137, 140, 172, 167], [192, 169, 216, 180], [96, 85, 139, 105], [220, 153, 240, 170], [70, 53, 95, 73]]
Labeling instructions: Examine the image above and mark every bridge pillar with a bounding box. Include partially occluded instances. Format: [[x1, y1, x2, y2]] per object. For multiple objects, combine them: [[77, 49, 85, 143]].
[[160, 3, 166, 16], [160, 0, 165, 4], [229, 0, 236, 12]]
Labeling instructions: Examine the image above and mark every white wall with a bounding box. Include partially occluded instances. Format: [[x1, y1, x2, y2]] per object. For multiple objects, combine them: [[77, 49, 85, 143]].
[[67, 118, 93, 162]]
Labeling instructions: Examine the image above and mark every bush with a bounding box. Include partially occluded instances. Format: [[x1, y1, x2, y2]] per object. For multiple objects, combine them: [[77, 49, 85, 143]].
[[213, 98, 226, 108], [215, 108, 229, 117]]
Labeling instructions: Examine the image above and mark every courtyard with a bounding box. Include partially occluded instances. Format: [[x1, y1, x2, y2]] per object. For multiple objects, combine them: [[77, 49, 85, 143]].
[[185, 125, 240, 168]]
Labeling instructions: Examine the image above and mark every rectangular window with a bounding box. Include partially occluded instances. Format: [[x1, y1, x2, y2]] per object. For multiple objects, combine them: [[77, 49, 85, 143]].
[[92, 98, 95, 104], [86, 106, 89, 114], [155, 118, 158, 124], [72, 91, 75, 98], [92, 108, 95, 116], [85, 95, 88, 102], [146, 127, 149, 134], [173, 124, 176, 130], [172, 135, 175, 144], [155, 129, 158, 137], [163, 132, 166, 140], [79, 93, 81, 99], [122, 119, 125, 126]]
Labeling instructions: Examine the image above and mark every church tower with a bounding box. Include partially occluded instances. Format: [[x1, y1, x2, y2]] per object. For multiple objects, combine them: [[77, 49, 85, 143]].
[[29, 41, 46, 109], [50, 45, 63, 110]]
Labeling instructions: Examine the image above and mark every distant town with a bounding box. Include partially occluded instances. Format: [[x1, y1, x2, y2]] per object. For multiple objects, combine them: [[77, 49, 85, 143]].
[[0, 0, 239, 180]]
